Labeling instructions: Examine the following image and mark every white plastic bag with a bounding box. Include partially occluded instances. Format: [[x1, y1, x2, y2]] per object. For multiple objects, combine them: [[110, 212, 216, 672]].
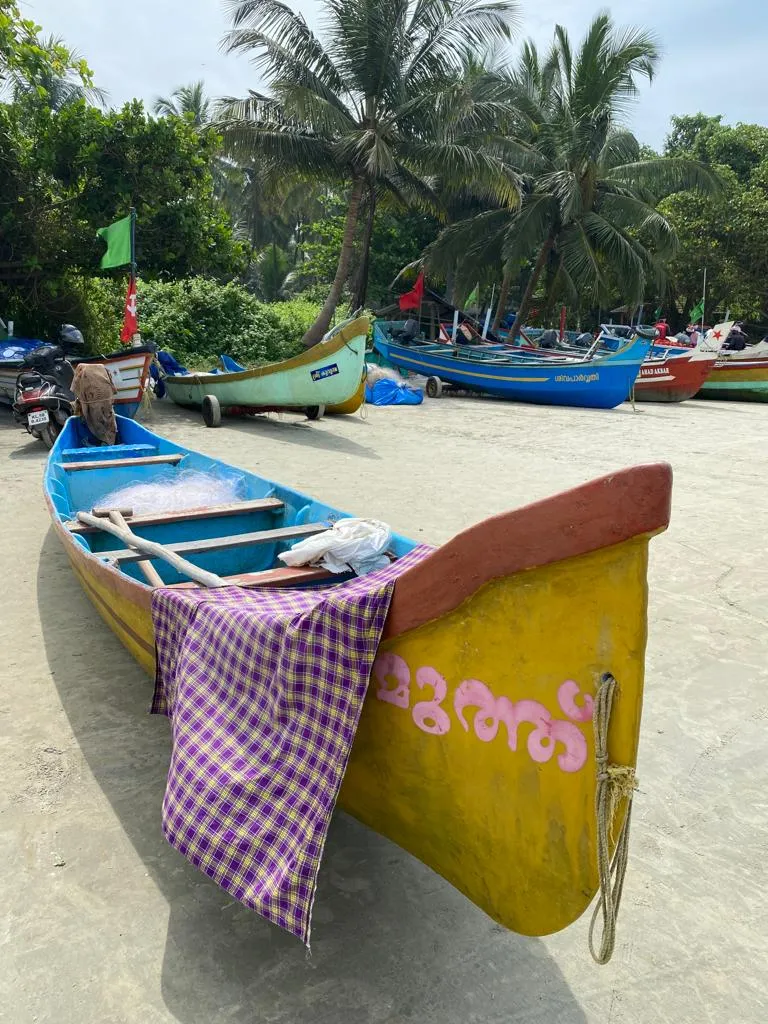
[[279, 518, 391, 576]]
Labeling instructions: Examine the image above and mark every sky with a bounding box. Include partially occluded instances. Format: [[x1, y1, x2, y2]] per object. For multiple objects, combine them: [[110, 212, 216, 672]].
[[21, 0, 768, 148]]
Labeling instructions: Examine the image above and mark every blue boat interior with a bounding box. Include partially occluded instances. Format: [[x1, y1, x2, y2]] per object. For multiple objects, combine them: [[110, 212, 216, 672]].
[[46, 416, 416, 589]]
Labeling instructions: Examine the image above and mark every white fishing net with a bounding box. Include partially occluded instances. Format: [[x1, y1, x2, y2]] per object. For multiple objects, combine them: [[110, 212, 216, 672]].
[[96, 470, 246, 516]]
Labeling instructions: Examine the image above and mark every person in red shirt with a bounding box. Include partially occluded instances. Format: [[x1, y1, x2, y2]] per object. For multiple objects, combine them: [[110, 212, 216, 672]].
[[654, 317, 669, 339]]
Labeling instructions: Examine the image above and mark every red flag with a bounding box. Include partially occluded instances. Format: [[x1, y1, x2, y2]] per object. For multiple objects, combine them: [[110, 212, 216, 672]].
[[399, 271, 425, 311], [120, 276, 138, 343]]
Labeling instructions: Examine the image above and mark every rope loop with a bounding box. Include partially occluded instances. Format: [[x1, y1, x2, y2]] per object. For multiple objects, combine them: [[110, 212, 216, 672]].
[[589, 672, 638, 965]]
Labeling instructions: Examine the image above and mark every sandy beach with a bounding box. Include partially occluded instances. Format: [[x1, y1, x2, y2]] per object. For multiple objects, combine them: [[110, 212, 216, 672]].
[[1, 394, 766, 1023]]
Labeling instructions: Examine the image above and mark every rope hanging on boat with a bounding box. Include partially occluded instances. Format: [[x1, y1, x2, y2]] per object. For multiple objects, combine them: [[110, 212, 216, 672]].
[[589, 672, 638, 965]]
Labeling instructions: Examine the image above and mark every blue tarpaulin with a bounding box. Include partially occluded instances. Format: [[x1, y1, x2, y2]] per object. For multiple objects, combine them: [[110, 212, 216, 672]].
[[365, 379, 424, 406]]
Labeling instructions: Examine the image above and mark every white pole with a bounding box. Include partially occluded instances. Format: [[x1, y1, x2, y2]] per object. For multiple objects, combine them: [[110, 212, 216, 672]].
[[482, 285, 496, 339], [702, 267, 707, 331], [452, 309, 459, 344]]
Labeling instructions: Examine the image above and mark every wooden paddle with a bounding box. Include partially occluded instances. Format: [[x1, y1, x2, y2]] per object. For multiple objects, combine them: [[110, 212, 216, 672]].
[[78, 509, 227, 589]]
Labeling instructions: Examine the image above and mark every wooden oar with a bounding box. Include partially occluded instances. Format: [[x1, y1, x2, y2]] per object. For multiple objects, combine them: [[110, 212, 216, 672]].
[[78, 509, 227, 589], [102, 510, 164, 588]]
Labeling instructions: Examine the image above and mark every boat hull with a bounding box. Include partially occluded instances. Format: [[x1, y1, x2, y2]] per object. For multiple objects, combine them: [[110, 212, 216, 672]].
[[697, 357, 768, 401], [164, 317, 367, 413], [0, 344, 152, 418], [374, 325, 648, 409], [45, 417, 671, 938], [633, 352, 716, 403]]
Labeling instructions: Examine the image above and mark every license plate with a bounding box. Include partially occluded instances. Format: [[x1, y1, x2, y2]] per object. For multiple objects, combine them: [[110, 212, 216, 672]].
[[28, 410, 49, 426]]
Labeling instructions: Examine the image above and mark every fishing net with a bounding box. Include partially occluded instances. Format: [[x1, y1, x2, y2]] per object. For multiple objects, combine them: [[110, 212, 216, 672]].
[[95, 470, 246, 517]]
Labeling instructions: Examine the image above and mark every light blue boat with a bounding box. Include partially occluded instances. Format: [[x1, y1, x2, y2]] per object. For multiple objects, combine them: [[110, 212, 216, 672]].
[[373, 322, 649, 409]]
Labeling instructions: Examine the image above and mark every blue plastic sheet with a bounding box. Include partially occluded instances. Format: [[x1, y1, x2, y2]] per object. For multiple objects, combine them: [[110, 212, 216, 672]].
[[365, 379, 424, 406]]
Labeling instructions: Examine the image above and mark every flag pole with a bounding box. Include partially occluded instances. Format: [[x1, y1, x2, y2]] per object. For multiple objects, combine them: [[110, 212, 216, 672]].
[[130, 207, 137, 277], [701, 267, 707, 332], [482, 284, 495, 339]]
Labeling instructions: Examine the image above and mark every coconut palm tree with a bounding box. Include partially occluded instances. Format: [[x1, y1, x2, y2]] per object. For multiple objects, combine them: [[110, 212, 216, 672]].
[[11, 34, 108, 109], [219, 0, 520, 346], [153, 81, 211, 125], [428, 14, 719, 336]]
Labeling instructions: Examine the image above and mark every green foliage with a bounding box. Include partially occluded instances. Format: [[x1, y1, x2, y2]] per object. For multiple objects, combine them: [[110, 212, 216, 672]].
[[659, 116, 768, 323], [301, 205, 439, 309], [219, 0, 521, 342], [0, 94, 247, 336], [136, 278, 319, 368], [428, 15, 719, 333]]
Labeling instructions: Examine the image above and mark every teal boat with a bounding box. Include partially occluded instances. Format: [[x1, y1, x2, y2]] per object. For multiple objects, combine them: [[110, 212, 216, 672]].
[[163, 316, 368, 425]]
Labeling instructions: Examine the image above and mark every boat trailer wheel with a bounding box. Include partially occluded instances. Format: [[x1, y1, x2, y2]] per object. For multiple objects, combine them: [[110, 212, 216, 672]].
[[425, 376, 443, 399], [202, 394, 222, 428], [305, 404, 325, 421]]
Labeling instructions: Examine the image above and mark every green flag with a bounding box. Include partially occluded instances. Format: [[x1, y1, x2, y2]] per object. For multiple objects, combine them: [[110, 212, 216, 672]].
[[465, 283, 479, 308], [653, 306, 663, 320], [689, 299, 704, 323], [96, 215, 133, 269]]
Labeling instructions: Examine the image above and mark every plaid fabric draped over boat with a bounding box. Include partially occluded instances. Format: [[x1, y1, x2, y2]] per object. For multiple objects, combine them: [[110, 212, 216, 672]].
[[150, 546, 431, 945]]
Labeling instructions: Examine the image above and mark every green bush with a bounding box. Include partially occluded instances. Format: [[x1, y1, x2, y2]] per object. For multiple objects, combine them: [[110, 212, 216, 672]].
[[138, 279, 322, 368], [34, 275, 323, 365]]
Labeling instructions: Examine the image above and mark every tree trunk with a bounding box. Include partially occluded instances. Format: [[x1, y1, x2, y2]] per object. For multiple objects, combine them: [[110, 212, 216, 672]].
[[445, 262, 457, 305], [491, 267, 513, 333], [302, 177, 365, 347], [509, 234, 557, 340], [351, 186, 377, 312]]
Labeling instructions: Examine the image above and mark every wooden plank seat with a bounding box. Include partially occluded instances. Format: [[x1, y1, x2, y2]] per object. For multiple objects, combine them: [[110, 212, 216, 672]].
[[166, 566, 334, 590], [101, 522, 329, 565], [62, 454, 184, 472], [66, 497, 285, 534], [62, 443, 157, 462]]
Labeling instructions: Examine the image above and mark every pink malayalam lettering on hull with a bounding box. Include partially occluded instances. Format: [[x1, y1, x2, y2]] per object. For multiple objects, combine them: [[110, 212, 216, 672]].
[[372, 655, 593, 773]]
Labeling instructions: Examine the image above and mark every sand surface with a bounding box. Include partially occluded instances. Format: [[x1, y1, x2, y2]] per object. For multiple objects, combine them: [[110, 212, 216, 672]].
[[1, 395, 766, 1023]]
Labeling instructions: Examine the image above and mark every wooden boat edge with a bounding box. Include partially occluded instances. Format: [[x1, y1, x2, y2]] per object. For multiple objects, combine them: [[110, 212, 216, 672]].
[[384, 462, 672, 638]]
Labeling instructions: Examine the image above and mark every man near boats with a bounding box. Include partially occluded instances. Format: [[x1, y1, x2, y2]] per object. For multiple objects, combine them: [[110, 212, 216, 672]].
[[654, 316, 669, 340]]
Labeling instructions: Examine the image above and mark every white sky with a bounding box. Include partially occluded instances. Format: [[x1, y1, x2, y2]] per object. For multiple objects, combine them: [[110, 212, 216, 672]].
[[21, 0, 768, 148]]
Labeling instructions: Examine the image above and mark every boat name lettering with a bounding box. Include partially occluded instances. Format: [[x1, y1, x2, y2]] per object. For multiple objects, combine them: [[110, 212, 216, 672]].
[[554, 373, 599, 384], [373, 654, 593, 773], [640, 367, 670, 377], [311, 363, 340, 381]]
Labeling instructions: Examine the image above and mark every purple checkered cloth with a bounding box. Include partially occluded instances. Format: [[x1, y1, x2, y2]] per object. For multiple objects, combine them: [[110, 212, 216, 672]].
[[150, 546, 431, 945]]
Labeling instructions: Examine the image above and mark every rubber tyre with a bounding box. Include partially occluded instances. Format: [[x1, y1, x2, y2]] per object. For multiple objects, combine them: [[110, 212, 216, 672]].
[[202, 394, 222, 428], [305, 404, 325, 421], [39, 419, 62, 450], [425, 376, 443, 399]]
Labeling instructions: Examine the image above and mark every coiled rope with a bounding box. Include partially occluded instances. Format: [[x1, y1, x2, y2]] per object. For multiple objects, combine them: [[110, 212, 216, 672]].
[[589, 672, 638, 965]]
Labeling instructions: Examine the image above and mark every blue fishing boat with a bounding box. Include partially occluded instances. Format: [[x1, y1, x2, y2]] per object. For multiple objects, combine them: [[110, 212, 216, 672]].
[[373, 321, 649, 409], [45, 413, 671, 955]]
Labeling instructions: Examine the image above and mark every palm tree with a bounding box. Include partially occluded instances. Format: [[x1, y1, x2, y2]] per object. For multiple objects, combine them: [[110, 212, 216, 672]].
[[428, 15, 719, 336], [11, 34, 108, 109], [219, 0, 520, 346], [153, 81, 211, 125]]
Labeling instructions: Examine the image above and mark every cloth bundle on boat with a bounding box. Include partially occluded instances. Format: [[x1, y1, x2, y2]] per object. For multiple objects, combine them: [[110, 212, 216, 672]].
[[150, 546, 430, 945], [72, 363, 117, 445], [279, 518, 392, 576], [365, 379, 424, 406]]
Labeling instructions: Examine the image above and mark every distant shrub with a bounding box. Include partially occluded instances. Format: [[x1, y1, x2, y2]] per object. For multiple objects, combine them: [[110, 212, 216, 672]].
[[69, 276, 324, 365], [137, 279, 322, 368]]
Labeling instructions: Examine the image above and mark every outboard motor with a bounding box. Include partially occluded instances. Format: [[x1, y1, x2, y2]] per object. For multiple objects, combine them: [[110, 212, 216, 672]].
[[391, 318, 420, 343], [574, 332, 595, 349], [538, 329, 559, 349]]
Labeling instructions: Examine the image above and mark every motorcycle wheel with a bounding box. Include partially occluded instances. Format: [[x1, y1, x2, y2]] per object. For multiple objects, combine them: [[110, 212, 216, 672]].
[[38, 419, 63, 450]]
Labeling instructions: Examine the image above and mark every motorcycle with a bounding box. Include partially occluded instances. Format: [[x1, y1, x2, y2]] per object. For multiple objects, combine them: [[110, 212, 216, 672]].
[[12, 325, 84, 448]]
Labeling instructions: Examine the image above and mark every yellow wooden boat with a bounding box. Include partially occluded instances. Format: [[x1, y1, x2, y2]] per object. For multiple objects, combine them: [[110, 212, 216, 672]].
[[45, 417, 671, 957]]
